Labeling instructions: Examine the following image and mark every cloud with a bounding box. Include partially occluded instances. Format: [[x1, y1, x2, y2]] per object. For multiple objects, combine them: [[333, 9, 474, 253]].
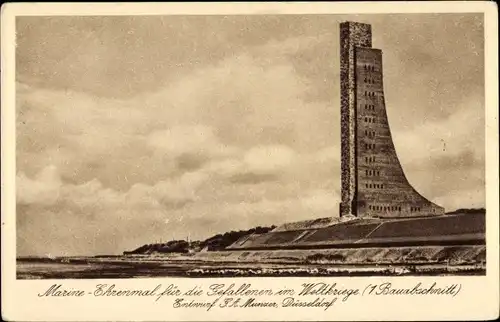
[[204, 145, 298, 184], [229, 173, 279, 185], [392, 101, 485, 209], [126, 171, 209, 209], [314, 146, 340, 164], [16, 35, 335, 190], [147, 125, 226, 157], [243, 145, 296, 175], [17, 165, 61, 206], [16, 164, 339, 256], [433, 188, 485, 211], [394, 102, 484, 166], [300, 190, 340, 213], [17, 166, 209, 212], [147, 125, 239, 172], [16, 166, 210, 256]]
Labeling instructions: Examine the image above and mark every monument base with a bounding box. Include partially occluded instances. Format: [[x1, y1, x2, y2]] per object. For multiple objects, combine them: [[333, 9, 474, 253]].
[[226, 211, 485, 251]]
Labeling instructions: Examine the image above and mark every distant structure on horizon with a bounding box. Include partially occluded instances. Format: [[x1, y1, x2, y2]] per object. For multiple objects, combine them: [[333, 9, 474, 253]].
[[339, 21, 444, 218]]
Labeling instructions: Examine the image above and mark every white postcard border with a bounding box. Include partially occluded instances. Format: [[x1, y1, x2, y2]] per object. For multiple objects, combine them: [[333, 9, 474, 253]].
[[1, 2, 499, 321]]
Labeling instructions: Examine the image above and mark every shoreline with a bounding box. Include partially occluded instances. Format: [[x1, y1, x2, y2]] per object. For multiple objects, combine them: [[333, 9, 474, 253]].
[[17, 254, 486, 279]]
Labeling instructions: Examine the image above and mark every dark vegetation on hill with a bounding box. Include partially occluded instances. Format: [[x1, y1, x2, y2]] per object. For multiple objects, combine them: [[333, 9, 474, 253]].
[[125, 240, 191, 255], [446, 208, 485, 215], [124, 225, 276, 255]]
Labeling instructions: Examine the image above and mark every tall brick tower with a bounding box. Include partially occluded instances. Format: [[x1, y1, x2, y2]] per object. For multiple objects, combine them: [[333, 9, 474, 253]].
[[339, 21, 444, 218]]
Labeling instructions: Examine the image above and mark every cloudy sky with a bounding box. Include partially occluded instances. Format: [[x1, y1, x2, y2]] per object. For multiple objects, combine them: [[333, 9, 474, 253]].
[[16, 14, 485, 256]]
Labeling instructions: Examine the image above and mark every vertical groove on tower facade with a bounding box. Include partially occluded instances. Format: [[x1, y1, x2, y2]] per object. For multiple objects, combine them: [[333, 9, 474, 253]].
[[340, 21, 445, 218]]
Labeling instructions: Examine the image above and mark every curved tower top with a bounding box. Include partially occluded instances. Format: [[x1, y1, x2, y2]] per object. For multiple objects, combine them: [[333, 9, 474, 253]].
[[339, 21, 444, 218]]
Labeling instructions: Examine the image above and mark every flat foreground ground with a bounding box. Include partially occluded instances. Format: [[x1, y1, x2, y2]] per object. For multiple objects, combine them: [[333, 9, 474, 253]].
[[17, 256, 485, 279]]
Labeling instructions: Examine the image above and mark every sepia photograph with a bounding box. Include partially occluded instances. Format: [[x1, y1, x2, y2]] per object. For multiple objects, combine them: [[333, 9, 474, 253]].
[[13, 12, 488, 279], [2, 3, 499, 321]]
